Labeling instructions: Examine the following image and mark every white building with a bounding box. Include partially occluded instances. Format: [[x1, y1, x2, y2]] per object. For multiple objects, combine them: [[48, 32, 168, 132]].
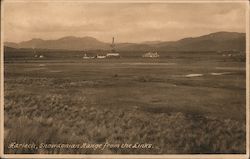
[[106, 53, 120, 58], [83, 53, 94, 59], [96, 55, 106, 59], [105, 37, 120, 58], [142, 52, 160, 58], [39, 55, 44, 58]]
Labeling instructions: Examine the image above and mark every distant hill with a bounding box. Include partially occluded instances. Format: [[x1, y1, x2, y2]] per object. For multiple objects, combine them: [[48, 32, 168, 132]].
[[5, 36, 110, 51], [4, 42, 19, 48], [153, 31, 245, 51], [4, 31, 246, 52]]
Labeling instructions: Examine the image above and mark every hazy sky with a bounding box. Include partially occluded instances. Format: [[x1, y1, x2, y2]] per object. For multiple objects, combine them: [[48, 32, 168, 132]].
[[3, 1, 247, 43]]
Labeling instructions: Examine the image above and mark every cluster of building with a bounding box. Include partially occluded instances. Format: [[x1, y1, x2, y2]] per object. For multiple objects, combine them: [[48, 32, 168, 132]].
[[34, 54, 44, 58], [82, 37, 160, 59], [83, 37, 121, 59], [32, 48, 45, 59], [83, 53, 120, 59], [83, 51, 160, 59]]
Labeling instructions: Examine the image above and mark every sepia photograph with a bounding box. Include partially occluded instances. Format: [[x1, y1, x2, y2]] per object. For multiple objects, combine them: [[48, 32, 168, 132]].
[[1, 0, 249, 157]]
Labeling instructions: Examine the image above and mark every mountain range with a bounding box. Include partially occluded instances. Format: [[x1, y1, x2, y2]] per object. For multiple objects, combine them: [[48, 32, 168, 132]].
[[4, 31, 246, 52]]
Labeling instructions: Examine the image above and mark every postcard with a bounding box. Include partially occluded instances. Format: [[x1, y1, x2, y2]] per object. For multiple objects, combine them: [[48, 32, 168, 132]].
[[1, 0, 249, 158]]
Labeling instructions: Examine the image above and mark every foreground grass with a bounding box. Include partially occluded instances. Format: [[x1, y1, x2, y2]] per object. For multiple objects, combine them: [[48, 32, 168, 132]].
[[4, 83, 245, 154]]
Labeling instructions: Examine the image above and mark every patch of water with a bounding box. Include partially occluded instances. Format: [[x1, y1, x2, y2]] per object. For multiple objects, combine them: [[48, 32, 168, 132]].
[[185, 74, 203, 78], [26, 68, 46, 71], [210, 72, 232, 76], [49, 70, 62, 73], [38, 64, 46, 67], [121, 63, 176, 66], [215, 67, 245, 71]]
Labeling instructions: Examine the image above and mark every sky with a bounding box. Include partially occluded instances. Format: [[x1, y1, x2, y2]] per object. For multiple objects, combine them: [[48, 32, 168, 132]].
[[3, 1, 247, 43]]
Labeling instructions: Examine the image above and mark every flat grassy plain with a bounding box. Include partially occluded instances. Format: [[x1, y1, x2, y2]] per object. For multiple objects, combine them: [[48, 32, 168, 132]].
[[4, 51, 246, 154]]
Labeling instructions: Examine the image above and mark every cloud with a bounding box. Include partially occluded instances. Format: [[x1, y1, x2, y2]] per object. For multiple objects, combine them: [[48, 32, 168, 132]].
[[3, 1, 247, 43]]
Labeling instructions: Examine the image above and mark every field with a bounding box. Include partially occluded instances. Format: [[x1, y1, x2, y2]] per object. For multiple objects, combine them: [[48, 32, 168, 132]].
[[4, 50, 246, 154]]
